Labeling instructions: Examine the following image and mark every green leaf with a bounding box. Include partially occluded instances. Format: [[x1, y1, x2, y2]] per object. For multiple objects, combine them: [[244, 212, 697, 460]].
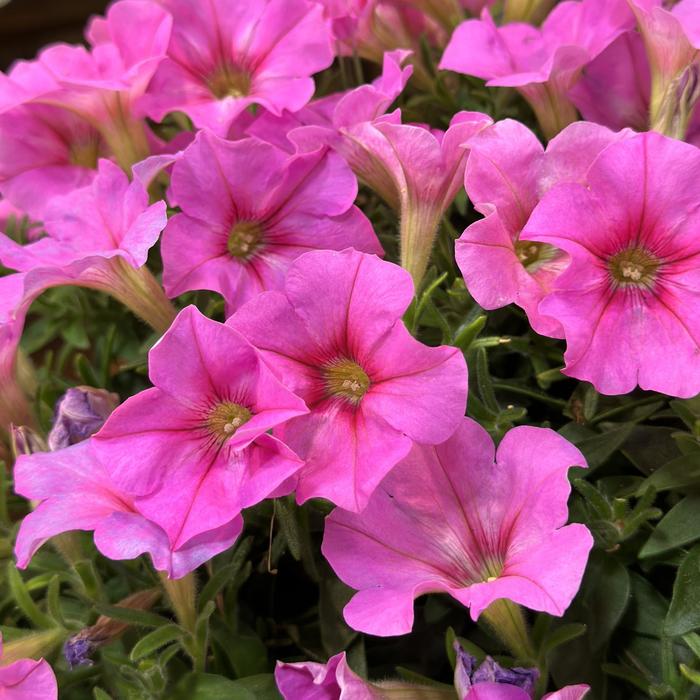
[[638, 452, 700, 494], [93, 603, 172, 629], [276, 497, 302, 561], [453, 314, 486, 351], [680, 664, 700, 686], [93, 689, 114, 700], [198, 537, 253, 613], [542, 623, 587, 655], [171, 673, 256, 700], [130, 624, 183, 661], [7, 563, 55, 629], [640, 495, 700, 558], [574, 423, 635, 471], [666, 544, 700, 637]]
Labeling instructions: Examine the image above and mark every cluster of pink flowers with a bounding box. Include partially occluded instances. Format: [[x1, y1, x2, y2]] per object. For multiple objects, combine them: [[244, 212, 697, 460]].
[[3, 0, 700, 696]]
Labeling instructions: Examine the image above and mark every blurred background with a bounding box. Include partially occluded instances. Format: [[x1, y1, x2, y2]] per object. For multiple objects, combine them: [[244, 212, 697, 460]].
[[0, 0, 109, 69]]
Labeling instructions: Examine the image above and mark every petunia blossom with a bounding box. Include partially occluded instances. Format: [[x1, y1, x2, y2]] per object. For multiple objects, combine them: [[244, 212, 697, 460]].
[[14, 441, 243, 579], [456, 119, 632, 337], [295, 111, 492, 287], [229, 248, 468, 512], [322, 417, 592, 635], [161, 130, 381, 312], [521, 131, 700, 397], [0, 634, 57, 700], [141, 0, 334, 136], [92, 305, 308, 552], [439, 0, 634, 138], [0, 0, 172, 173], [0, 158, 174, 334]]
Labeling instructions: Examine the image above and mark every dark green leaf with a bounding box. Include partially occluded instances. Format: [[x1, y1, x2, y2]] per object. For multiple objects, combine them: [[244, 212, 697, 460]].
[[130, 624, 183, 661], [666, 545, 700, 637], [640, 495, 700, 558]]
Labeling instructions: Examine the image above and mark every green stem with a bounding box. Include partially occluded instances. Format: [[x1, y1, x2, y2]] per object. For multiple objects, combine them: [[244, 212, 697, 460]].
[[481, 599, 536, 662], [492, 382, 568, 409], [159, 572, 197, 634]]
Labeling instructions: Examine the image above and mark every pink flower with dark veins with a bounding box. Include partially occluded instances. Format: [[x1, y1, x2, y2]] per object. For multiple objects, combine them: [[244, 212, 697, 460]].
[[161, 130, 382, 313], [229, 249, 468, 512], [141, 0, 334, 136], [522, 131, 700, 397], [322, 417, 592, 635]]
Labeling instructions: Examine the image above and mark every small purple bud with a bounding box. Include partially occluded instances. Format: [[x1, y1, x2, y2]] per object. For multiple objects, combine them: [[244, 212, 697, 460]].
[[453, 643, 539, 699], [64, 634, 97, 669], [472, 656, 539, 694], [48, 386, 119, 451]]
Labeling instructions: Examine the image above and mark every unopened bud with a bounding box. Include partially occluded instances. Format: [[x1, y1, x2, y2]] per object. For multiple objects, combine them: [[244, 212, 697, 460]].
[[10, 425, 46, 458], [48, 386, 119, 451]]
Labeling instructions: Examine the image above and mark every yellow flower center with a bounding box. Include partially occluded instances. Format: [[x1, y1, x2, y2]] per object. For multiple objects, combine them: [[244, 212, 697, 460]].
[[208, 65, 251, 99], [323, 359, 370, 404], [608, 247, 660, 288], [227, 221, 263, 260], [206, 401, 252, 441]]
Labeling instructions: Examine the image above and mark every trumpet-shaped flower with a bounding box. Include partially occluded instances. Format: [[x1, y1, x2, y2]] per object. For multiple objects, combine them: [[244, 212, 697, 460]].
[[322, 417, 592, 635], [161, 131, 381, 312], [229, 249, 467, 512], [0, 634, 57, 700], [440, 0, 633, 137], [142, 0, 334, 136], [297, 111, 492, 286], [14, 441, 243, 579], [0, 158, 173, 334], [522, 131, 700, 397], [92, 306, 307, 548], [456, 119, 631, 337]]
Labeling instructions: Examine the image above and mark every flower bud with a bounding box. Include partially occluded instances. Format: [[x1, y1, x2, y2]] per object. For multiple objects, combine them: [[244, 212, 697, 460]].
[[10, 425, 46, 458], [47, 386, 119, 451]]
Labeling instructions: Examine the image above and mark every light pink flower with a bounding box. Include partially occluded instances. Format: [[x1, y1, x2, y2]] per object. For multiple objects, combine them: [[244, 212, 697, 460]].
[[142, 0, 334, 136], [0, 158, 173, 334], [522, 131, 700, 397], [457, 119, 631, 337], [0, 634, 57, 700], [14, 441, 243, 579], [440, 0, 634, 138], [161, 131, 381, 313], [296, 110, 492, 286], [322, 417, 592, 635], [1, 0, 171, 171], [92, 306, 307, 549], [275, 652, 376, 699], [229, 249, 468, 512]]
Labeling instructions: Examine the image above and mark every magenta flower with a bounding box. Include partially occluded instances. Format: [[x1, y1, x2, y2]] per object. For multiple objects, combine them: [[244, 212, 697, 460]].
[[275, 652, 376, 699], [440, 0, 633, 137], [92, 305, 307, 546], [14, 441, 243, 579], [161, 130, 381, 312], [0, 634, 57, 700], [0, 158, 174, 334], [322, 417, 592, 635], [569, 31, 651, 132], [297, 111, 492, 286], [456, 119, 631, 337], [142, 0, 334, 136], [229, 249, 468, 512], [522, 131, 700, 397]]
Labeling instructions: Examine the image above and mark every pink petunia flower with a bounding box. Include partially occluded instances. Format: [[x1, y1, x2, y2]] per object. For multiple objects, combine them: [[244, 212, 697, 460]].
[[456, 119, 632, 337], [1, 0, 172, 173], [296, 110, 492, 287], [0, 634, 57, 700], [322, 417, 592, 635], [14, 441, 243, 579], [275, 652, 376, 699], [161, 130, 381, 313], [141, 0, 334, 136], [521, 131, 700, 397], [439, 0, 634, 138], [229, 248, 468, 512], [92, 305, 307, 549], [0, 158, 174, 334]]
